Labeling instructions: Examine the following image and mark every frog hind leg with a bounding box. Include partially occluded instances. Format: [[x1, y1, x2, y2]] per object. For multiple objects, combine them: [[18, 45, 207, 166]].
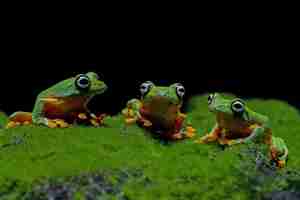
[[6, 111, 33, 128], [271, 137, 288, 168], [32, 97, 70, 128]]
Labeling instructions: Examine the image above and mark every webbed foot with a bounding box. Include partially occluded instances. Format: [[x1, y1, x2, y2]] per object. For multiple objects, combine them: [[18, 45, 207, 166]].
[[184, 126, 196, 138], [277, 160, 286, 168], [6, 112, 33, 128], [47, 119, 70, 128]]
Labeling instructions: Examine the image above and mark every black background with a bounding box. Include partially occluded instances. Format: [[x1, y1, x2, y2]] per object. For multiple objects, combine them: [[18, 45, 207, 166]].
[[0, 59, 298, 116], [1, 14, 299, 115]]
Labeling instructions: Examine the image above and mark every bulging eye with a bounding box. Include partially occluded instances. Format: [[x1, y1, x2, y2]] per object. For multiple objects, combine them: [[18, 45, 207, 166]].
[[231, 99, 245, 114], [94, 73, 100, 80], [208, 94, 215, 105], [75, 74, 90, 90], [140, 81, 154, 96], [175, 83, 185, 98]]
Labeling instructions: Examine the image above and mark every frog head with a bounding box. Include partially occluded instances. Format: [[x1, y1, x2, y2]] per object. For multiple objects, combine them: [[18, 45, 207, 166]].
[[74, 72, 107, 95], [139, 81, 185, 106], [207, 93, 247, 118], [51, 72, 107, 98]]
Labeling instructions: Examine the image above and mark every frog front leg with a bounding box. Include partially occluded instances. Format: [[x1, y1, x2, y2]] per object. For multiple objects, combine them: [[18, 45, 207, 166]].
[[122, 99, 147, 125], [195, 124, 222, 144], [179, 113, 196, 139], [230, 123, 271, 145], [32, 97, 69, 128]]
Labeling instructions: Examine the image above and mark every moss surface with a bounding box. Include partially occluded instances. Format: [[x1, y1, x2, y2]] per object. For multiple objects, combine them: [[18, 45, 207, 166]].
[[0, 95, 299, 199]]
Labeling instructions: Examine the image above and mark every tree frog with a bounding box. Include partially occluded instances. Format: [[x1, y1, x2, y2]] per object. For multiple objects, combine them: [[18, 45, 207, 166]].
[[6, 72, 107, 128], [270, 136, 288, 168], [196, 93, 272, 146], [122, 81, 196, 140]]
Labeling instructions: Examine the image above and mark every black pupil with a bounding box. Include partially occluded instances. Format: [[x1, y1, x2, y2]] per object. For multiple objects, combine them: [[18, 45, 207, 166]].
[[178, 88, 184, 93], [141, 85, 147, 90], [79, 78, 89, 86], [234, 103, 242, 109]]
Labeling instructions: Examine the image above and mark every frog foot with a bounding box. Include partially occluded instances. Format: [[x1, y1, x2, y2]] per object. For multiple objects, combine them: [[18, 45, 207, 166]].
[[195, 134, 212, 144], [184, 126, 196, 138], [47, 119, 70, 128], [89, 113, 107, 127], [6, 121, 32, 128], [170, 133, 184, 140], [139, 119, 152, 127], [194, 138, 205, 144], [6, 111, 33, 128], [78, 113, 88, 120], [218, 138, 230, 145], [125, 117, 137, 125], [277, 160, 286, 168]]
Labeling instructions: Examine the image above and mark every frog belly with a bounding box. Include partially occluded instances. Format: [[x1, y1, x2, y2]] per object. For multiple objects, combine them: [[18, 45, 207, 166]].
[[141, 97, 179, 130], [42, 96, 88, 120], [216, 113, 253, 139]]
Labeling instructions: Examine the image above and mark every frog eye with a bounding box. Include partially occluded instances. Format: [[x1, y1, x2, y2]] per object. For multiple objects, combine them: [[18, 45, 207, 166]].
[[175, 83, 185, 98], [231, 99, 245, 114], [208, 94, 216, 105], [140, 81, 154, 96], [75, 74, 90, 90], [94, 73, 100, 80]]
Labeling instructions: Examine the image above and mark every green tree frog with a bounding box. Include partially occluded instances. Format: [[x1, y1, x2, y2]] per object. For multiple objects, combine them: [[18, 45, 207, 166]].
[[6, 72, 107, 128], [122, 81, 196, 140], [196, 93, 272, 146]]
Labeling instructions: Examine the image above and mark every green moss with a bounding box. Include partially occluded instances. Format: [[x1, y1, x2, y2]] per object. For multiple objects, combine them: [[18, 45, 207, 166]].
[[0, 111, 8, 128], [0, 94, 299, 199]]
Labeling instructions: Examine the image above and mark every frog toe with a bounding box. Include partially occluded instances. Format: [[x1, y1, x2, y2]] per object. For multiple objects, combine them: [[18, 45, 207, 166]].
[[47, 120, 58, 128], [90, 119, 100, 127], [184, 126, 196, 138], [22, 121, 32, 125], [55, 119, 69, 128], [6, 121, 18, 129], [143, 120, 152, 127], [125, 118, 136, 125], [171, 133, 184, 140], [277, 160, 286, 168], [78, 113, 88, 120]]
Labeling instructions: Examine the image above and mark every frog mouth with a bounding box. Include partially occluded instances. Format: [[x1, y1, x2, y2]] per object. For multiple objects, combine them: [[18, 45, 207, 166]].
[[94, 85, 108, 94]]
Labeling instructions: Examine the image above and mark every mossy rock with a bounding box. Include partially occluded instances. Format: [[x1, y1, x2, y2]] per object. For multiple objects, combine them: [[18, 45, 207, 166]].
[[0, 94, 299, 199]]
